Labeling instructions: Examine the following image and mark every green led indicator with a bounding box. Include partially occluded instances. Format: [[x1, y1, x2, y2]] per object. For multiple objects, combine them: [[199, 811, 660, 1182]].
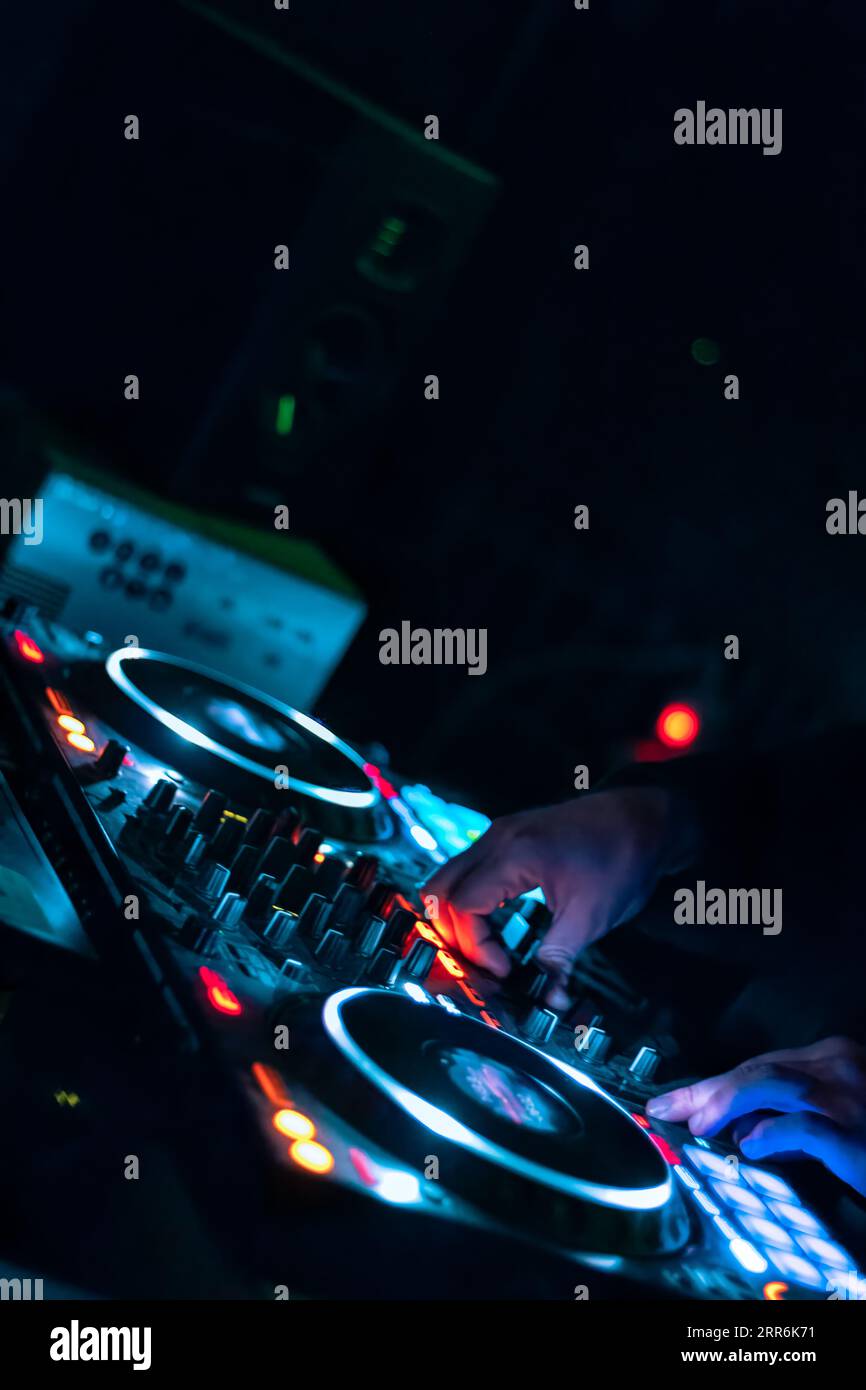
[[691, 337, 721, 366], [383, 217, 406, 236], [275, 394, 296, 436]]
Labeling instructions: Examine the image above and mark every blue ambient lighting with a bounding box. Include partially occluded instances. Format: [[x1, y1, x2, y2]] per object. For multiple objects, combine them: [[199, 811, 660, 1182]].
[[728, 1238, 768, 1275], [322, 989, 673, 1211]]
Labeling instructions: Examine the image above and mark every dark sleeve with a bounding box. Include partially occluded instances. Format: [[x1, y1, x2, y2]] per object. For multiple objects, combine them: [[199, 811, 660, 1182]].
[[601, 729, 866, 1050]]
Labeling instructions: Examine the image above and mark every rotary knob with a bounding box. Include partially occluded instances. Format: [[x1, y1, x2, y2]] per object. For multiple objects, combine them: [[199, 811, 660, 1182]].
[[193, 789, 227, 833], [356, 915, 387, 958], [628, 1045, 660, 1082], [522, 1006, 558, 1043], [315, 929, 348, 968], [402, 939, 437, 981]]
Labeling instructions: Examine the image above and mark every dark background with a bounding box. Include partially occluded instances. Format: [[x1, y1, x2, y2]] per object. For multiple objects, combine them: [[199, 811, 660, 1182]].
[[4, 0, 866, 815]]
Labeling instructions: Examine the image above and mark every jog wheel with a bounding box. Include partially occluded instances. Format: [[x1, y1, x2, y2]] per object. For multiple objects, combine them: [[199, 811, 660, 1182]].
[[68, 648, 386, 839], [287, 988, 691, 1255]]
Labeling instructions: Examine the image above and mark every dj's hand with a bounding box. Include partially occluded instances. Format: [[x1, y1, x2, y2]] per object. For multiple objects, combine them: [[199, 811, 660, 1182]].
[[422, 787, 694, 1008], [646, 1037, 866, 1197]]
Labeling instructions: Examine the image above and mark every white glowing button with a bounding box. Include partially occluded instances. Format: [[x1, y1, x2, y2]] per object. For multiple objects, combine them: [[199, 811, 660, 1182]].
[[729, 1238, 768, 1275], [436, 994, 460, 1015], [738, 1214, 795, 1251], [403, 982, 430, 1004], [410, 824, 439, 852], [693, 1190, 720, 1216], [674, 1164, 700, 1190], [711, 1179, 767, 1215], [822, 1269, 866, 1299], [767, 1249, 824, 1290], [740, 1165, 797, 1201], [794, 1234, 854, 1271], [684, 1145, 738, 1181], [713, 1215, 739, 1240], [376, 1171, 423, 1205], [767, 1199, 824, 1236]]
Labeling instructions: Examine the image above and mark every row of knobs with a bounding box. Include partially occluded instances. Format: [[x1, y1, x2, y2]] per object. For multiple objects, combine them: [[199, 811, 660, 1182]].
[[131, 780, 437, 986]]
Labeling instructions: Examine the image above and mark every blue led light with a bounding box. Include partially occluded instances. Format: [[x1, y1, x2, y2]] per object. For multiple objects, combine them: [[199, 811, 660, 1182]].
[[729, 1237, 768, 1275], [738, 1214, 796, 1251], [794, 1234, 855, 1271], [684, 1144, 738, 1182], [740, 1165, 797, 1201], [693, 1190, 720, 1216], [710, 1179, 767, 1215], [766, 1249, 825, 1290], [713, 1215, 739, 1240], [766, 1199, 825, 1237]]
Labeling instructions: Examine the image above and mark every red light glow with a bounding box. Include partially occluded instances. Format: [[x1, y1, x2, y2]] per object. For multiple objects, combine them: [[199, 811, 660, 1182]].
[[656, 703, 700, 749], [14, 630, 44, 663], [252, 1062, 291, 1106], [630, 1113, 651, 1129], [362, 762, 398, 800], [199, 966, 242, 1016], [647, 1132, 681, 1165]]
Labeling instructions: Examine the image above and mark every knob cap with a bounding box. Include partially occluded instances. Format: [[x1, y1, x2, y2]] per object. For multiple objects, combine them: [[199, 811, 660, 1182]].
[[577, 1024, 611, 1062], [329, 884, 367, 931], [228, 844, 261, 896], [144, 778, 178, 813], [346, 854, 379, 891], [522, 1006, 558, 1043], [402, 939, 437, 981], [198, 862, 231, 900], [87, 738, 128, 781], [193, 789, 227, 833], [265, 909, 300, 949], [356, 915, 387, 958], [296, 893, 329, 941], [367, 947, 400, 985], [182, 831, 208, 870], [214, 892, 246, 927], [315, 929, 348, 968], [274, 866, 317, 914], [258, 836, 296, 881], [292, 828, 322, 867], [241, 809, 276, 848], [382, 906, 418, 950], [244, 873, 279, 922], [207, 817, 245, 863], [628, 1045, 660, 1082], [313, 855, 349, 897]]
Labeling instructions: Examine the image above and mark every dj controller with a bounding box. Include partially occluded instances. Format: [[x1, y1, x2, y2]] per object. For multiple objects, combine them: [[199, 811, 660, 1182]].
[[1, 604, 863, 1302]]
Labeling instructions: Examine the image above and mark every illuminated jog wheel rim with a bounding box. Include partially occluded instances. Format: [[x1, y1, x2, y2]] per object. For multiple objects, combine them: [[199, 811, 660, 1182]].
[[311, 989, 689, 1254], [91, 648, 384, 836]]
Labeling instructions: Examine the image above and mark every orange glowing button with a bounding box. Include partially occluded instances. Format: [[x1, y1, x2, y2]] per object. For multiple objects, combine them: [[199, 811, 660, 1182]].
[[656, 703, 700, 749], [57, 714, 86, 735], [763, 1281, 788, 1301], [289, 1138, 334, 1175], [14, 630, 44, 663], [313, 852, 326, 864], [66, 731, 96, 753], [273, 1108, 316, 1141]]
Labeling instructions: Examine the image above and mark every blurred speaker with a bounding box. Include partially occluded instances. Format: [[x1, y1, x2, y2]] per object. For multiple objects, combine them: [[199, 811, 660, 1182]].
[[175, 1, 499, 507]]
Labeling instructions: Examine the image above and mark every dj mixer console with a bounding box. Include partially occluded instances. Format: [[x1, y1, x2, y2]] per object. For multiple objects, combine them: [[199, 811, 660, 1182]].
[[1, 606, 863, 1301]]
